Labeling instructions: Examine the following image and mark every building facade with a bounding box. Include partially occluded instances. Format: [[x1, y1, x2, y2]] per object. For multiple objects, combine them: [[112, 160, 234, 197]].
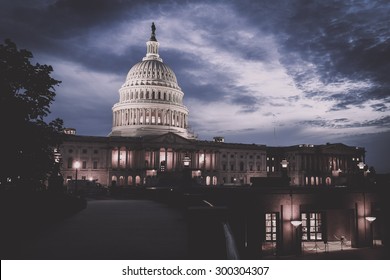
[[59, 23, 368, 189], [57, 24, 387, 258]]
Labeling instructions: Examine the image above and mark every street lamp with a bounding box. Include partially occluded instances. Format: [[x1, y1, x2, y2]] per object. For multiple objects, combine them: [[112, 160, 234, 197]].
[[74, 160, 80, 194], [280, 159, 289, 186], [183, 154, 191, 167], [357, 161, 365, 170], [280, 159, 289, 168], [365, 216, 376, 247]]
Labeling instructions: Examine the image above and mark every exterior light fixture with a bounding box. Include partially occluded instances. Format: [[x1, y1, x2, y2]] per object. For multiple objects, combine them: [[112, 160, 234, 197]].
[[183, 154, 191, 167], [365, 216, 376, 222], [280, 159, 289, 168], [74, 160, 80, 194], [290, 220, 302, 227], [357, 161, 365, 170]]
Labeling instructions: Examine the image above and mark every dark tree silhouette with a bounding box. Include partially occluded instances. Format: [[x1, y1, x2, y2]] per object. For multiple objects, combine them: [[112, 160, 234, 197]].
[[0, 39, 64, 190]]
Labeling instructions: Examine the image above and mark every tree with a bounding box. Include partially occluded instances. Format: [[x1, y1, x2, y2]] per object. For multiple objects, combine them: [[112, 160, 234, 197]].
[[0, 39, 64, 190]]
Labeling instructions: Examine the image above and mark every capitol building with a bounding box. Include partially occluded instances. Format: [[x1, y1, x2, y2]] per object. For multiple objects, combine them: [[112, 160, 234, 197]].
[[59, 23, 367, 189], [57, 24, 386, 257]]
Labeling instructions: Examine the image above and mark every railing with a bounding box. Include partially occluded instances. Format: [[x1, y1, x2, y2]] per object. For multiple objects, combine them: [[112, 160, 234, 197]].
[[222, 222, 240, 260]]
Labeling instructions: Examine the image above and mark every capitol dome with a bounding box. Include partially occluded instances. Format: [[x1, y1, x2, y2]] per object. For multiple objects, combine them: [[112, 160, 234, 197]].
[[110, 23, 194, 139]]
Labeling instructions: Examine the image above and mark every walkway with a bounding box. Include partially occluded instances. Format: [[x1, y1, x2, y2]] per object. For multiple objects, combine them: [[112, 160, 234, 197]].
[[17, 200, 188, 260]]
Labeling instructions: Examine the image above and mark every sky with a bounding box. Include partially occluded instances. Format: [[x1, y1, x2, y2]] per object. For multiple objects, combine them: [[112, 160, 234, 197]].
[[1, 0, 389, 173]]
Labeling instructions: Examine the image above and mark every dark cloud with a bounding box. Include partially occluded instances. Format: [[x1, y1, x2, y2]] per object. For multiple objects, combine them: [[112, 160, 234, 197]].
[[300, 115, 390, 129], [277, 0, 390, 106], [371, 102, 388, 112]]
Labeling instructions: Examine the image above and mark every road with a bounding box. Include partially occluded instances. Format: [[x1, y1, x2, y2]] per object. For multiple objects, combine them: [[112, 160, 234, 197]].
[[17, 199, 188, 260]]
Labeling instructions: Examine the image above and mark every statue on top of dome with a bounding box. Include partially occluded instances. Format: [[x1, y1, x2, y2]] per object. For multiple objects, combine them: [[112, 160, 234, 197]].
[[150, 22, 157, 41]]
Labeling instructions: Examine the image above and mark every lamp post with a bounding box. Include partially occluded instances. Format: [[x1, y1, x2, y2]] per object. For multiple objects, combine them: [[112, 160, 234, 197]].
[[74, 160, 80, 195], [357, 161, 365, 170], [291, 220, 302, 256], [365, 216, 376, 247], [280, 159, 289, 186], [183, 154, 191, 168]]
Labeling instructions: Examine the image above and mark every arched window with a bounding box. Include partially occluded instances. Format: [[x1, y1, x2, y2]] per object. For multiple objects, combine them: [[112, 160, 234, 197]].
[[119, 176, 125, 186], [212, 176, 217, 185], [206, 176, 211, 186], [325, 177, 332, 186], [135, 175, 141, 186]]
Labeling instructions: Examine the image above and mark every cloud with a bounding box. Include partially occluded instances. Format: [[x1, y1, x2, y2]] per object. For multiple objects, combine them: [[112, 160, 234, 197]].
[[1, 0, 390, 171]]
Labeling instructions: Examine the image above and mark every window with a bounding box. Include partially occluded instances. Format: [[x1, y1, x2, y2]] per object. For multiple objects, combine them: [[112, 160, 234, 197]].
[[301, 212, 322, 241], [82, 161, 87, 169], [67, 157, 73, 168], [68, 149, 73, 154], [82, 149, 87, 154], [94, 149, 98, 154], [93, 161, 98, 169], [230, 164, 234, 171], [240, 162, 244, 171], [222, 164, 226, 171], [265, 213, 278, 241]]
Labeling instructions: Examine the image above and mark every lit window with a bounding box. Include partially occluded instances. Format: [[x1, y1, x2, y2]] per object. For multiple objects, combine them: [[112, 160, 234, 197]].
[[301, 212, 322, 241], [265, 213, 278, 241]]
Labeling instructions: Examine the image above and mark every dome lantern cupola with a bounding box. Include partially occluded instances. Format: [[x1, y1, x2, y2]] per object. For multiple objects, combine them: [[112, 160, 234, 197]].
[[143, 22, 162, 62]]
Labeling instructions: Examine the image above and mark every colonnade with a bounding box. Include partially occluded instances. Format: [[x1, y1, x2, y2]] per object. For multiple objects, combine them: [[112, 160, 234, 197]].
[[111, 147, 218, 171], [298, 154, 364, 173], [113, 108, 187, 128]]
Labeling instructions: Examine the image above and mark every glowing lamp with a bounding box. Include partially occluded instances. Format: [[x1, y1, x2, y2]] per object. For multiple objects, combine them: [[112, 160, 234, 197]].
[[365, 216, 376, 223], [290, 220, 302, 227], [280, 159, 289, 168]]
